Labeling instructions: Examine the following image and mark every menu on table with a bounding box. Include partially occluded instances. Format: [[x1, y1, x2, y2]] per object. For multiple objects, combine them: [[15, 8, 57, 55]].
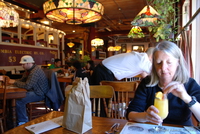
[[120, 122, 199, 134], [25, 116, 63, 134]]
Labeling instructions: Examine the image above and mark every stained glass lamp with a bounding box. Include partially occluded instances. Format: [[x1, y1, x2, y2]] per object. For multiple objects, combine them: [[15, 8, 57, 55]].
[[128, 26, 145, 38], [43, 0, 104, 25], [0, 1, 19, 27], [131, 5, 161, 27]]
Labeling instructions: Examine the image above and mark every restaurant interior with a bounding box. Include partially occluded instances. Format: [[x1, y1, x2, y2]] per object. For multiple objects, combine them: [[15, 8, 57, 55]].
[[0, 0, 200, 133]]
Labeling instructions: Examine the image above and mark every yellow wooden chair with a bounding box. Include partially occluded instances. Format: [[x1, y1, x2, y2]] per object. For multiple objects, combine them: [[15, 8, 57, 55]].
[[90, 85, 114, 118], [65, 85, 115, 118]]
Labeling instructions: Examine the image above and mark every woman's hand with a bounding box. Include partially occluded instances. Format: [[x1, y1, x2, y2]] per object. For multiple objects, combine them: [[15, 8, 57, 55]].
[[145, 105, 163, 124], [163, 81, 191, 103]]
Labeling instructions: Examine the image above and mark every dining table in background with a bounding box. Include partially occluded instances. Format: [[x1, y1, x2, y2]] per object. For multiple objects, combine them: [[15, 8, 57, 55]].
[[57, 74, 74, 84], [4, 111, 128, 134], [2, 86, 27, 127], [57, 74, 74, 97]]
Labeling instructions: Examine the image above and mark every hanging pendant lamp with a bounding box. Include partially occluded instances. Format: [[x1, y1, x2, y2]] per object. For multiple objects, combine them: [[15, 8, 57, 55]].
[[43, 0, 104, 25], [91, 38, 104, 48], [0, 1, 19, 27], [131, 5, 161, 27], [67, 42, 75, 48], [128, 26, 145, 38]]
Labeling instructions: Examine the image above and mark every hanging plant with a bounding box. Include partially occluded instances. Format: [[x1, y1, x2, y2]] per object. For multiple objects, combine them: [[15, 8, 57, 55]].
[[148, 0, 180, 42]]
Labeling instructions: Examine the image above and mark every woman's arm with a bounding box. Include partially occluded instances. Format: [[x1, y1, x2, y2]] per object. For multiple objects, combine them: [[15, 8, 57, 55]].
[[163, 79, 200, 122], [189, 100, 200, 121], [128, 106, 162, 124], [128, 111, 148, 122]]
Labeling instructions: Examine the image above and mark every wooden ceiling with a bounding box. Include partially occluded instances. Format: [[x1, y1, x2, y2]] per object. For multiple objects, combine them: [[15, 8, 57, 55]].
[[4, 0, 147, 39]]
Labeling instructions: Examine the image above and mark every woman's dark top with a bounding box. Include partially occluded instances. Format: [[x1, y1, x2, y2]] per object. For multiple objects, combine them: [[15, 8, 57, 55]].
[[126, 76, 200, 126]]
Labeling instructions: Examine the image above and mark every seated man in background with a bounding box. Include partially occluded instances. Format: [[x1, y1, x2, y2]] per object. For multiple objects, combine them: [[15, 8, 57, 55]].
[[8, 55, 49, 126], [49, 58, 66, 73], [91, 47, 155, 85]]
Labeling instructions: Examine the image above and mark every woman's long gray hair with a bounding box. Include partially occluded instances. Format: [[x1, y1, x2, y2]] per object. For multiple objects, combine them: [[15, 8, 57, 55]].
[[147, 41, 189, 86]]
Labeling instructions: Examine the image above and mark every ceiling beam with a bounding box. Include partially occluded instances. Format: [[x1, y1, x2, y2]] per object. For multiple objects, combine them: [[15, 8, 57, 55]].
[[10, 0, 40, 11]]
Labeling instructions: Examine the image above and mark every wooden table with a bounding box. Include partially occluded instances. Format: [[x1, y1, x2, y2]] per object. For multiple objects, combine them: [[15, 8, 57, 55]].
[[2, 86, 27, 127], [57, 74, 74, 84], [4, 111, 128, 134]]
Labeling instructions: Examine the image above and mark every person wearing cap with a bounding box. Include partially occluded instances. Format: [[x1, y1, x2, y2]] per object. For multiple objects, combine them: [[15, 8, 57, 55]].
[[8, 55, 49, 126]]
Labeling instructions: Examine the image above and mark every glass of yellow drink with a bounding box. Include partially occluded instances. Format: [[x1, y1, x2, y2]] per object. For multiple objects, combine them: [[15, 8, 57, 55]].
[[154, 96, 168, 119], [153, 92, 169, 132]]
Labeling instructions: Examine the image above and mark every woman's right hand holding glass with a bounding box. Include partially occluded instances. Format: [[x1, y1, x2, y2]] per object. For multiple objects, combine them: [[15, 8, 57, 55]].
[[145, 105, 163, 124]]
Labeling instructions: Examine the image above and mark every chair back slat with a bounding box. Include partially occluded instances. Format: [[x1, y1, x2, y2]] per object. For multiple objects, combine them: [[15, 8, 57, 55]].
[[92, 99, 96, 117], [97, 98, 101, 117]]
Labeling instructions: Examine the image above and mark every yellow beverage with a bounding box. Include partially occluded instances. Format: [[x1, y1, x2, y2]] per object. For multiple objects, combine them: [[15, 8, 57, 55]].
[[154, 97, 168, 119]]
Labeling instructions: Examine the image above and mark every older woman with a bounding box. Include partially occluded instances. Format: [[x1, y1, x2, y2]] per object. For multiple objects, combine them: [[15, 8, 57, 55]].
[[126, 41, 200, 126]]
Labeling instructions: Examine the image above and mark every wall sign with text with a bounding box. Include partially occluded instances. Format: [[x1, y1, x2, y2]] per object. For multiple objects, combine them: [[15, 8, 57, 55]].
[[0, 44, 58, 66]]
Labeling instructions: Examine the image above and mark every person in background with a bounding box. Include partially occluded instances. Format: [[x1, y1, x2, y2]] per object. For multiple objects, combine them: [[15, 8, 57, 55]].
[[91, 47, 155, 85], [85, 60, 95, 84], [49, 59, 66, 73], [126, 41, 200, 126], [8, 55, 49, 126], [86, 60, 95, 75], [72, 60, 87, 80]]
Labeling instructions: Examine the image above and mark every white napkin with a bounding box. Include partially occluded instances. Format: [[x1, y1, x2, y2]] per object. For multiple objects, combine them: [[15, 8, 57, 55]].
[[25, 116, 63, 134]]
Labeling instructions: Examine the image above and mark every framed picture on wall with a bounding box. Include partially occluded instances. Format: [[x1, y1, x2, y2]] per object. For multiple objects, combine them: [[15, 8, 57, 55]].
[[121, 44, 127, 53], [132, 45, 144, 52]]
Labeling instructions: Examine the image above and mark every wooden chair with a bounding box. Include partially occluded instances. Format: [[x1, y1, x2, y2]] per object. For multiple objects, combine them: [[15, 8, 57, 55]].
[[65, 85, 115, 118], [100, 81, 140, 119], [0, 70, 6, 75], [0, 76, 8, 133], [26, 101, 50, 121]]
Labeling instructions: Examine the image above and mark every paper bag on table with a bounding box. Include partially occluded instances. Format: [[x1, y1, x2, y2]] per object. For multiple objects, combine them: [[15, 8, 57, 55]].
[[62, 77, 92, 134]]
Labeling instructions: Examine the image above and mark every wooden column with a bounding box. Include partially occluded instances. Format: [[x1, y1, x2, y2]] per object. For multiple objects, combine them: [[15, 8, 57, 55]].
[[86, 26, 95, 57]]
